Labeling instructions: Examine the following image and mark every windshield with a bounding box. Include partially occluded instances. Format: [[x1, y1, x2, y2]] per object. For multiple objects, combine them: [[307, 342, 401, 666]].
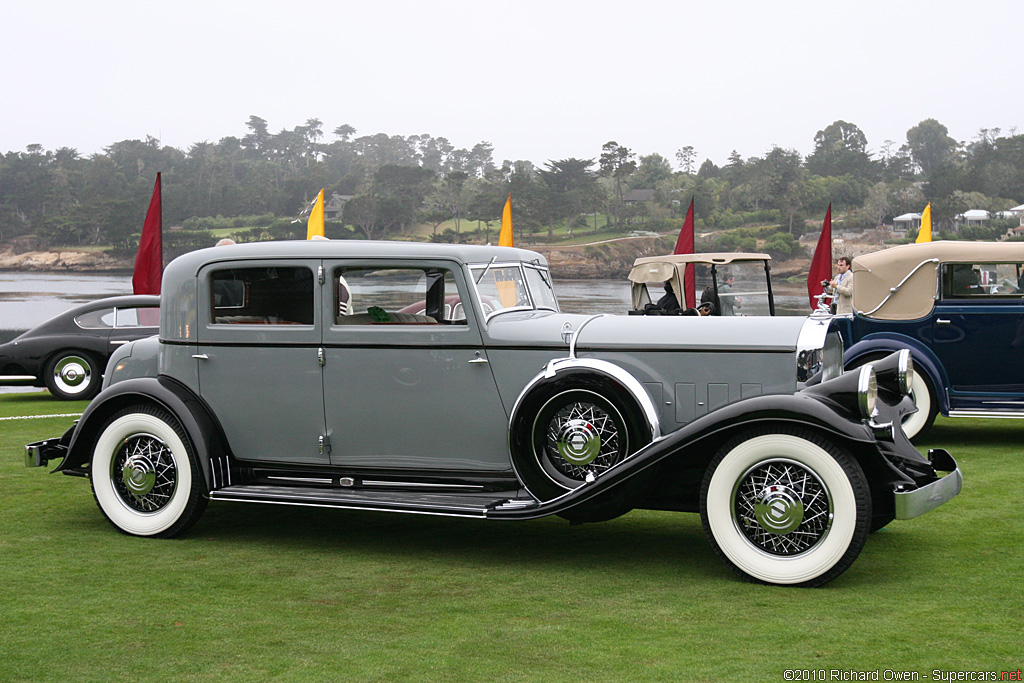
[[692, 260, 773, 316], [470, 262, 559, 317]]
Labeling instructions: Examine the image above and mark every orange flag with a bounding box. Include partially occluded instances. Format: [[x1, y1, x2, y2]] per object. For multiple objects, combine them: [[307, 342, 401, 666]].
[[499, 194, 514, 247]]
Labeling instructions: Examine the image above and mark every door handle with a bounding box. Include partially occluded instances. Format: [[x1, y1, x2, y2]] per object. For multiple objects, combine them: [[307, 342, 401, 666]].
[[110, 340, 129, 346], [935, 319, 951, 326], [468, 358, 489, 364], [192, 354, 209, 360]]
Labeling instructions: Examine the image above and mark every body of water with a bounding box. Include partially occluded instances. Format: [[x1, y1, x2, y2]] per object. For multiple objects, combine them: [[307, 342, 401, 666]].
[[0, 272, 810, 393]]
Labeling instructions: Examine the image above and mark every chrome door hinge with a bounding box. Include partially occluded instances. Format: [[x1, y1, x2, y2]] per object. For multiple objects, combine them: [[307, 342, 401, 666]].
[[318, 347, 325, 367], [318, 435, 331, 454], [318, 265, 325, 285]]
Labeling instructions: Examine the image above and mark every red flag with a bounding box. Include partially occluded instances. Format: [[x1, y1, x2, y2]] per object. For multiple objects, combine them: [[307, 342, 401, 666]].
[[807, 203, 832, 310], [133, 172, 163, 295], [673, 197, 696, 308]]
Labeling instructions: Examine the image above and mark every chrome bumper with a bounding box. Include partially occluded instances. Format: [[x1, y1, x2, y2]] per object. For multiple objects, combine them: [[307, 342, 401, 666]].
[[25, 438, 67, 468], [894, 449, 962, 520]]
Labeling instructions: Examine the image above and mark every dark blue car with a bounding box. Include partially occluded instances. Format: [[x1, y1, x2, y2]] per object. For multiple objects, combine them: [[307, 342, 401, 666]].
[[832, 241, 1024, 440]]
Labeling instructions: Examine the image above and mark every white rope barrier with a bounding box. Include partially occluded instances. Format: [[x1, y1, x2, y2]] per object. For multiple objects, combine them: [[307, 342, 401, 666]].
[[0, 413, 82, 421]]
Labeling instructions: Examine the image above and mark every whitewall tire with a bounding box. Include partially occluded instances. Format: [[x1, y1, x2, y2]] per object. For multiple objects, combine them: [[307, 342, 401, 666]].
[[91, 406, 207, 538], [700, 428, 871, 587], [901, 369, 937, 441]]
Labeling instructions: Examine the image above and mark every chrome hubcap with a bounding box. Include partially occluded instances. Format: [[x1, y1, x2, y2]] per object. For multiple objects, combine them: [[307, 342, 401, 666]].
[[111, 433, 177, 513], [753, 485, 804, 534], [121, 454, 158, 496], [53, 356, 91, 395], [733, 459, 832, 556], [543, 399, 625, 483], [556, 418, 602, 465]]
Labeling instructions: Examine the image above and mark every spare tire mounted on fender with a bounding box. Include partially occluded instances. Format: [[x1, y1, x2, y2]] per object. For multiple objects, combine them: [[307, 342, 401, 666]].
[[509, 372, 654, 521]]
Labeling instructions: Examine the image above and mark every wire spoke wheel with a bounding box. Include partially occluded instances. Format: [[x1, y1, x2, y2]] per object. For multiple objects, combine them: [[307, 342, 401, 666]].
[[111, 433, 179, 513], [543, 400, 624, 482], [91, 406, 206, 538], [733, 459, 832, 556], [701, 428, 871, 587]]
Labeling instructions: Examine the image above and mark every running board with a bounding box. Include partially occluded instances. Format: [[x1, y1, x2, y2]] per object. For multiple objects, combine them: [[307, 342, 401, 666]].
[[210, 484, 539, 518]]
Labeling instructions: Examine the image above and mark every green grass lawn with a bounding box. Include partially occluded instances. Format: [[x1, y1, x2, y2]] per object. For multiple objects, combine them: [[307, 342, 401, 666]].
[[1, 393, 1021, 682]]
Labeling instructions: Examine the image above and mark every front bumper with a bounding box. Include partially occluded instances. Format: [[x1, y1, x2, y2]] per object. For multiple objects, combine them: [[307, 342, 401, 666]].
[[894, 448, 962, 519]]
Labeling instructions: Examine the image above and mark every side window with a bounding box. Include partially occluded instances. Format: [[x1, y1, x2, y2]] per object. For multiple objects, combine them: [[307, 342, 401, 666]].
[[211, 267, 314, 324], [75, 308, 115, 329], [115, 306, 161, 328], [334, 267, 462, 325], [941, 263, 1024, 299]]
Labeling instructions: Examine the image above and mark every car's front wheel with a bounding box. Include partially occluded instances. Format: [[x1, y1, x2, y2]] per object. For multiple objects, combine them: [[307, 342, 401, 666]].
[[700, 427, 871, 587], [90, 405, 207, 538], [45, 350, 102, 400]]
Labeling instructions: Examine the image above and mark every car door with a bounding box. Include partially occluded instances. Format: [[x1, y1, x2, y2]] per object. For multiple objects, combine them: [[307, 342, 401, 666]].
[[932, 261, 1024, 394], [195, 260, 329, 464], [320, 260, 511, 472]]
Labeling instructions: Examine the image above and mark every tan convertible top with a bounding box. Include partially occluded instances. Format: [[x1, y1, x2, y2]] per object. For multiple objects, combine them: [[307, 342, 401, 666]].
[[853, 241, 1024, 320], [629, 252, 770, 283], [628, 253, 771, 310]]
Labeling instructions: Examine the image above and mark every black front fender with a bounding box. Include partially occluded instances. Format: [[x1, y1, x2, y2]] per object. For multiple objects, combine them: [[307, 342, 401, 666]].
[[490, 389, 878, 520], [58, 376, 226, 495]]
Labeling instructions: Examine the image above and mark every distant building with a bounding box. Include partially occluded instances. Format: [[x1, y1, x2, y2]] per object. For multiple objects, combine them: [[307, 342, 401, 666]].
[[893, 212, 922, 233], [955, 209, 990, 228], [622, 189, 656, 204], [324, 193, 354, 221]]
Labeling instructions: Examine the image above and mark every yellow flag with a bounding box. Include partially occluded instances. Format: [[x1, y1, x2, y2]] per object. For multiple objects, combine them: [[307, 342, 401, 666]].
[[916, 203, 932, 243], [307, 189, 325, 239], [498, 194, 514, 247]]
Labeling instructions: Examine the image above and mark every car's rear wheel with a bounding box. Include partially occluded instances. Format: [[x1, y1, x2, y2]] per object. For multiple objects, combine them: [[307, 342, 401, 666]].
[[700, 427, 871, 587], [45, 350, 102, 400], [510, 374, 654, 523], [91, 405, 207, 538]]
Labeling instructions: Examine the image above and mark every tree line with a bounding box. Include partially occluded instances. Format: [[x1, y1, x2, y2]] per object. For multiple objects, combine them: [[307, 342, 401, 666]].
[[2, 115, 1023, 258]]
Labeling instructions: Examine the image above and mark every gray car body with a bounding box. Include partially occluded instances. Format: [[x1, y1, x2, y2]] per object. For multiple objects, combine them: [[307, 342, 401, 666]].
[[98, 240, 822, 474], [28, 240, 964, 587]]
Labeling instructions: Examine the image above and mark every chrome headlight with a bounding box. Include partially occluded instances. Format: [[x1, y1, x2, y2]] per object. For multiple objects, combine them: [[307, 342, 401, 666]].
[[821, 330, 844, 382], [796, 319, 843, 382], [897, 348, 914, 395], [857, 365, 878, 420]]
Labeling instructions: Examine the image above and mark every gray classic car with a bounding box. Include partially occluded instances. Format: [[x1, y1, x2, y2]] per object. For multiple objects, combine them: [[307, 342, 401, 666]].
[[26, 241, 961, 587]]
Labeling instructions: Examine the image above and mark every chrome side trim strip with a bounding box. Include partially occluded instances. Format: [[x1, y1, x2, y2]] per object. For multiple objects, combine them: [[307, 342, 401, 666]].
[[209, 493, 489, 518], [361, 480, 486, 490], [948, 410, 1024, 419]]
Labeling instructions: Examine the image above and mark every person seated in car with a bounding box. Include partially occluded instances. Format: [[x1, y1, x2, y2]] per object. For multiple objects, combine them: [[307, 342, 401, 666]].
[[657, 282, 681, 313]]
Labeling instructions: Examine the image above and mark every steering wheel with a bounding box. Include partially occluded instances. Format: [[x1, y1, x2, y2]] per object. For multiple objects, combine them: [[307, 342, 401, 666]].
[[697, 301, 715, 315]]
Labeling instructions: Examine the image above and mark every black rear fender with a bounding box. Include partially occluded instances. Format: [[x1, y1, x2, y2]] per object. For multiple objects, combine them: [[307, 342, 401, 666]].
[[58, 377, 226, 495]]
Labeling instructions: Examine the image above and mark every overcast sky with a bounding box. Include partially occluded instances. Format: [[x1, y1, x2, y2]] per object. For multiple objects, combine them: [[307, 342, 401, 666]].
[[2, 0, 1021, 168]]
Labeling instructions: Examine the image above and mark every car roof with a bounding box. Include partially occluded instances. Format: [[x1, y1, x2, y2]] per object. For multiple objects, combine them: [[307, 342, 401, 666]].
[[62, 294, 160, 317], [628, 253, 771, 284], [165, 240, 548, 279], [853, 241, 1024, 320]]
